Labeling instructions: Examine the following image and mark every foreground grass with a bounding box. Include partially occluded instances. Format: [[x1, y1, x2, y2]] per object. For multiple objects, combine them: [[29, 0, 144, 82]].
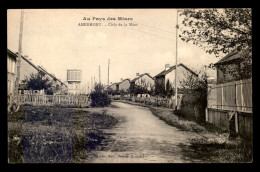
[[8, 105, 118, 163], [179, 137, 253, 163]]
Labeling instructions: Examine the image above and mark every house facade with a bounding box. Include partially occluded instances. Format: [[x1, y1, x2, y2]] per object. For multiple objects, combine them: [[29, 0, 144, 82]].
[[154, 63, 198, 89], [214, 49, 251, 84], [7, 49, 17, 96], [109, 83, 118, 91], [131, 73, 154, 91], [118, 79, 131, 91]]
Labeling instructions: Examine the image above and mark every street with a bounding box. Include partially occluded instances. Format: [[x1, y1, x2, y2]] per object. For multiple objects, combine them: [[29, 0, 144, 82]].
[[89, 102, 203, 163]]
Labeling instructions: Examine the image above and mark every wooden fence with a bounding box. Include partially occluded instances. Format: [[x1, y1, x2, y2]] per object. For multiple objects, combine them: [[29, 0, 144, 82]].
[[206, 108, 252, 138], [208, 78, 252, 112], [17, 94, 91, 107], [206, 78, 252, 138]]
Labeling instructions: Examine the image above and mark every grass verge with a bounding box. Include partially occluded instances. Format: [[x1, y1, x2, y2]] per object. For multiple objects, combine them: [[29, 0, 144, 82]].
[[8, 105, 118, 163]]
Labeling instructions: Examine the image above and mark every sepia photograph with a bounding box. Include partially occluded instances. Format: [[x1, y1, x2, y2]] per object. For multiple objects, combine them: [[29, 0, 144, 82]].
[[7, 8, 252, 163]]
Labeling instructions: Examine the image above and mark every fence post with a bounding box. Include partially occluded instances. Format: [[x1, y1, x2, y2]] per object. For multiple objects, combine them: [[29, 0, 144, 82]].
[[221, 83, 224, 109], [240, 80, 245, 111], [235, 111, 239, 133], [205, 108, 208, 122]]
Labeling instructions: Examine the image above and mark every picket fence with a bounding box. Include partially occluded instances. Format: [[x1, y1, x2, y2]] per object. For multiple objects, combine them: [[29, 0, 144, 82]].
[[17, 94, 91, 107]]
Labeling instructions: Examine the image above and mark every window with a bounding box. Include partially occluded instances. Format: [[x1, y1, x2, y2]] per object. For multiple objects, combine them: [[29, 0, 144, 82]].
[[7, 57, 16, 74]]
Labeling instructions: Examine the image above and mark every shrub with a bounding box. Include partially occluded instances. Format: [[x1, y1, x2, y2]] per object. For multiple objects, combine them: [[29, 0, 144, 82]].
[[90, 84, 111, 107]]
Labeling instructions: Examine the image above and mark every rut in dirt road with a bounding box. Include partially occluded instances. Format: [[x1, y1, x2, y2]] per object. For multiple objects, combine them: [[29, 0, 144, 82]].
[[88, 102, 203, 163]]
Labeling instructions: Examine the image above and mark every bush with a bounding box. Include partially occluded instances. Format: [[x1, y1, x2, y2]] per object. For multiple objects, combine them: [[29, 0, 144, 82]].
[[90, 84, 111, 107]]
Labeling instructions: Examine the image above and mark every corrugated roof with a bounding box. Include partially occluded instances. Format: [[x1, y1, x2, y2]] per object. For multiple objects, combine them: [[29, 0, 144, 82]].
[[154, 63, 198, 78]]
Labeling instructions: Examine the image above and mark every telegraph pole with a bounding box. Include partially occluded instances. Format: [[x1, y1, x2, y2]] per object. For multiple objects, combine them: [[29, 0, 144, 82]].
[[107, 59, 110, 86], [15, 10, 24, 96], [91, 76, 93, 91], [175, 10, 179, 111], [9, 10, 24, 113], [99, 65, 101, 84]]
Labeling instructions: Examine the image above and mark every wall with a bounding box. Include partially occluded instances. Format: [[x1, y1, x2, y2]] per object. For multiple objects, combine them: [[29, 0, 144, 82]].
[[134, 74, 154, 91], [165, 65, 194, 88], [110, 84, 117, 91], [20, 57, 39, 83], [7, 53, 17, 95], [118, 80, 130, 91]]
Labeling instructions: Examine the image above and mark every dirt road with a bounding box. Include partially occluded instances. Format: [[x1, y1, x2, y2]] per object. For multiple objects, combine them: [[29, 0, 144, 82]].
[[88, 102, 203, 163]]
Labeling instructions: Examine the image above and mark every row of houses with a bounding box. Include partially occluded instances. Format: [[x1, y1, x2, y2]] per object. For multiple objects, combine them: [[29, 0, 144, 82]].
[[7, 49, 68, 97], [105, 63, 198, 95]]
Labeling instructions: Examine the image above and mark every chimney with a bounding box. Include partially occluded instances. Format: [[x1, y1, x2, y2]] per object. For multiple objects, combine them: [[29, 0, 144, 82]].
[[121, 78, 123, 81], [136, 73, 139, 76], [165, 64, 170, 71], [24, 55, 28, 59]]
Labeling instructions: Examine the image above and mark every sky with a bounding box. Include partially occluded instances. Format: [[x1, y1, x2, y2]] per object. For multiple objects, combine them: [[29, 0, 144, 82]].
[[7, 9, 219, 91]]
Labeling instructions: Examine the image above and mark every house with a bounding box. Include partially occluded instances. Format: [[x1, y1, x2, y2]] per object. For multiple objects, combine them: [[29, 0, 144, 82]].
[[206, 49, 252, 138], [118, 78, 131, 91], [7, 49, 67, 94], [37, 66, 68, 94], [7, 49, 17, 96], [130, 73, 155, 91], [109, 82, 118, 91], [154, 63, 198, 89], [214, 49, 251, 84]]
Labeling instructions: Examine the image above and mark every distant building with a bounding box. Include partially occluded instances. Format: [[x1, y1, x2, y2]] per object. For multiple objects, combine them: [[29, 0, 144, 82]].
[[131, 73, 155, 91], [109, 82, 118, 91], [154, 63, 198, 89], [66, 69, 82, 95], [118, 79, 131, 91]]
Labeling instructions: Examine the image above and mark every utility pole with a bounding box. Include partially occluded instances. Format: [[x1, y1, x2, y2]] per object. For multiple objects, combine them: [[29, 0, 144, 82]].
[[87, 82, 89, 94], [9, 10, 24, 113], [91, 76, 93, 91], [175, 10, 179, 111], [99, 65, 101, 84], [15, 10, 24, 96], [107, 59, 110, 86]]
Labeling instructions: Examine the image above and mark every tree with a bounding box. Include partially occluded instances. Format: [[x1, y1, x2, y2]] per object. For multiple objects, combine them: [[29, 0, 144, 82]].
[[180, 8, 251, 56], [23, 72, 53, 94], [179, 69, 208, 123], [180, 9, 252, 79]]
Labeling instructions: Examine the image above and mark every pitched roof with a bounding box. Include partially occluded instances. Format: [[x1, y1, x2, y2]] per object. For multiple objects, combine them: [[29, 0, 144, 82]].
[[131, 73, 154, 82], [38, 66, 67, 86], [118, 78, 131, 85], [8, 49, 67, 87], [154, 63, 198, 78], [214, 49, 250, 65], [7, 49, 18, 60]]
